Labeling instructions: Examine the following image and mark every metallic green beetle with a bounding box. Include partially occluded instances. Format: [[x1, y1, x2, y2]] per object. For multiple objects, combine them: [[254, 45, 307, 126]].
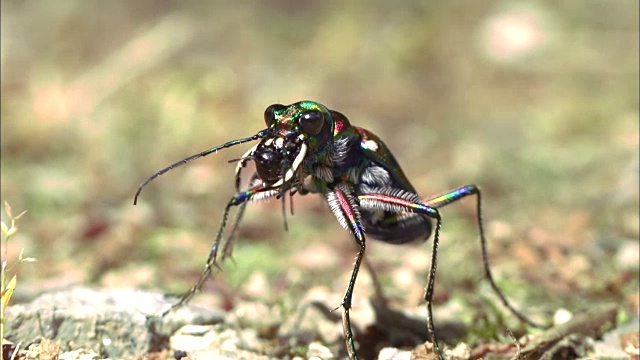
[[134, 101, 543, 359]]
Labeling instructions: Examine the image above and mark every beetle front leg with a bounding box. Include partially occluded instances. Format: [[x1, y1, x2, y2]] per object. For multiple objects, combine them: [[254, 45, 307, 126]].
[[326, 183, 366, 359], [160, 199, 237, 316], [220, 174, 263, 262], [161, 184, 276, 317]]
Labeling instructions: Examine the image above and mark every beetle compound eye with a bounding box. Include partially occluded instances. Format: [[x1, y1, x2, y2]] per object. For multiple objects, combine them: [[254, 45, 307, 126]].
[[264, 104, 286, 126], [299, 110, 324, 135]]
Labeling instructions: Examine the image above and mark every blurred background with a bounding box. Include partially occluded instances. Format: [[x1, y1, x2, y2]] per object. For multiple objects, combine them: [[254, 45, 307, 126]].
[[1, 0, 638, 354]]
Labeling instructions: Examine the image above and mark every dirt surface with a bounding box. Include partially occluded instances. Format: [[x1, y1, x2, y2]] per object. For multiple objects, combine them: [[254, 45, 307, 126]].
[[1, 1, 638, 359]]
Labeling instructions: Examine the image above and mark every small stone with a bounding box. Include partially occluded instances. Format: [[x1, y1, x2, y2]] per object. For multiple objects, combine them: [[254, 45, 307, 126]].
[[378, 347, 412, 360], [621, 329, 639, 357], [230, 301, 281, 339], [307, 341, 335, 359], [553, 308, 573, 325], [446, 342, 471, 359], [57, 348, 100, 360], [242, 271, 271, 299], [170, 325, 217, 352], [616, 241, 640, 270]]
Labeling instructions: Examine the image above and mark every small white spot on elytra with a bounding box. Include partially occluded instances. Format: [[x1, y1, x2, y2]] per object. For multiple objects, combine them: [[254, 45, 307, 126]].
[[362, 139, 378, 151]]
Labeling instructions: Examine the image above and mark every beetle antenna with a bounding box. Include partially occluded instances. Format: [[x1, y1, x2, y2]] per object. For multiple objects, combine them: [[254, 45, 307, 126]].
[[134, 129, 268, 205]]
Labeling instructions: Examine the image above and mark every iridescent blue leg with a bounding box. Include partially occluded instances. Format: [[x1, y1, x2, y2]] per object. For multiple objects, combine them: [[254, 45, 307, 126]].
[[357, 185, 545, 359], [425, 184, 545, 328], [220, 201, 247, 262], [220, 173, 262, 262]]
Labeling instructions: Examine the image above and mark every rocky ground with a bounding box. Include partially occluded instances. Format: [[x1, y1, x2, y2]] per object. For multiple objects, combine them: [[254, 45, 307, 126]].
[[2, 1, 638, 359]]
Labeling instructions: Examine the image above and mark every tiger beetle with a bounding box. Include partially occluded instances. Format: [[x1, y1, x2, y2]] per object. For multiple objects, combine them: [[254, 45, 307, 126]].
[[134, 101, 544, 359]]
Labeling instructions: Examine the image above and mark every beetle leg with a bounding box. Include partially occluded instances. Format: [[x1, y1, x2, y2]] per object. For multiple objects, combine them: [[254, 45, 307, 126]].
[[161, 182, 278, 317], [358, 193, 443, 358], [325, 182, 366, 359], [359, 185, 546, 359], [425, 184, 545, 329], [221, 175, 263, 262]]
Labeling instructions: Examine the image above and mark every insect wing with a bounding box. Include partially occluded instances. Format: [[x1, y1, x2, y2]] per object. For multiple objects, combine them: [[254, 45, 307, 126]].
[[354, 127, 432, 244], [354, 127, 417, 193]]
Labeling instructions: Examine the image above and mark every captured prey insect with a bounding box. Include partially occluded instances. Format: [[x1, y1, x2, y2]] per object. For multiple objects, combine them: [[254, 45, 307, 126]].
[[133, 101, 544, 359]]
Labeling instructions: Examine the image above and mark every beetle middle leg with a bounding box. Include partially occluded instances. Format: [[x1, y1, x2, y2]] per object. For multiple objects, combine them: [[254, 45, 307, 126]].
[[323, 182, 366, 358], [358, 192, 444, 357]]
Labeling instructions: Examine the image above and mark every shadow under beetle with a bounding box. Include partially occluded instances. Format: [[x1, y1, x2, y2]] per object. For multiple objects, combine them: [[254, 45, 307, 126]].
[[134, 100, 544, 359]]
